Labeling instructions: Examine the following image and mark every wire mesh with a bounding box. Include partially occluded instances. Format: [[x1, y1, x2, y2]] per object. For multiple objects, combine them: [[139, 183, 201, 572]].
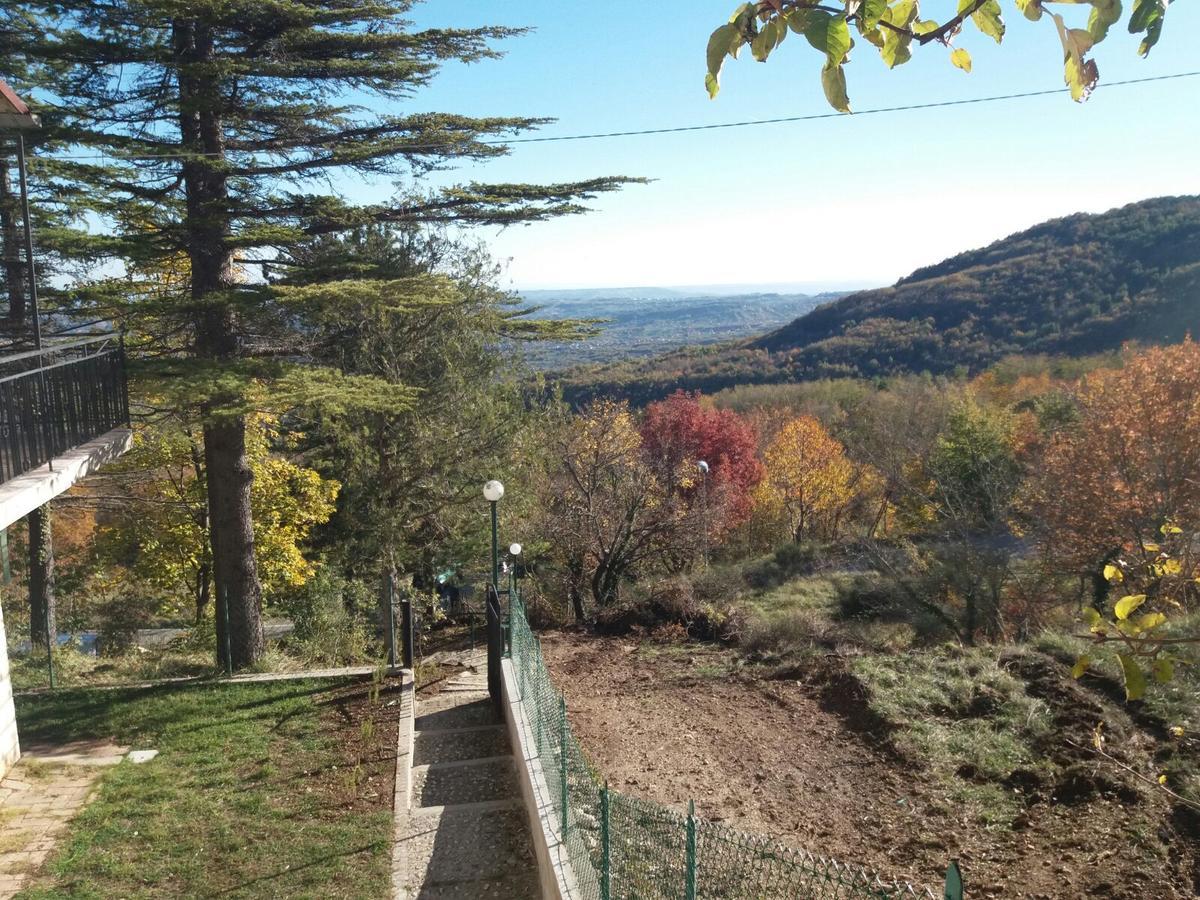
[[507, 591, 939, 900]]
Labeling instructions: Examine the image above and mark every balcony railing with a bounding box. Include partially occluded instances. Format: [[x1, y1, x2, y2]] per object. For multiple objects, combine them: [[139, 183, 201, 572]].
[[0, 334, 130, 485]]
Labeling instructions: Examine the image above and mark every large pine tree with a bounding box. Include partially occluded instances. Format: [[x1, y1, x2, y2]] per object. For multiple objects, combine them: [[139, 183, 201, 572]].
[[0, 1, 632, 668]]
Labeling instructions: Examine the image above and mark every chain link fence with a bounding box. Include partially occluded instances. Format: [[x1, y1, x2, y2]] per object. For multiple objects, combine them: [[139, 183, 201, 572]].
[[507, 590, 951, 899]]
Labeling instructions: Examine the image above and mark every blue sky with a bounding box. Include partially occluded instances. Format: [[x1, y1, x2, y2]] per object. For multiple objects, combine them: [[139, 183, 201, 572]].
[[386, 1, 1200, 291]]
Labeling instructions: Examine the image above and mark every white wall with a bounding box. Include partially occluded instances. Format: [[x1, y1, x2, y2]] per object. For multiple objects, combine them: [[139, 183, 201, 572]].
[[0, 600, 19, 779]]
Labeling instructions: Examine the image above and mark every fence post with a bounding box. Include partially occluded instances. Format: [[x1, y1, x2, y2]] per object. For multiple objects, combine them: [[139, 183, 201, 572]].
[[401, 592, 414, 669], [486, 584, 502, 710], [944, 860, 963, 900], [600, 781, 611, 900], [383, 573, 396, 668], [559, 691, 569, 841], [686, 799, 697, 900]]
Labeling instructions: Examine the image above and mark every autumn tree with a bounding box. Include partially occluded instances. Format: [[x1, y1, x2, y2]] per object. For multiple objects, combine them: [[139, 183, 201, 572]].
[[752, 415, 855, 542], [1, 1, 633, 667], [89, 414, 338, 628], [705, 0, 1174, 112], [640, 391, 763, 538], [1026, 340, 1200, 614], [541, 401, 698, 609]]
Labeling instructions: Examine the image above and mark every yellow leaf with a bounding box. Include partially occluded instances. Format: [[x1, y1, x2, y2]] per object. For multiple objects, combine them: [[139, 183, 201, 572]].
[[1117, 653, 1147, 701], [1158, 774, 1168, 785], [1171, 725, 1185, 738], [1135, 612, 1166, 631], [1071, 655, 1090, 679], [1161, 522, 1183, 535], [1164, 558, 1183, 575], [1114, 594, 1147, 620], [1103, 564, 1123, 583], [950, 48, 972, 72], [1142, 541, 1161, 553]]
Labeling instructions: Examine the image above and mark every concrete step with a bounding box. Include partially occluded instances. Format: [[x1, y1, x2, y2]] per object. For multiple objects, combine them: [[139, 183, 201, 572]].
[[411, 756, 518, 809], [397, 803, 538, 897], [413, 728, 509, 767]]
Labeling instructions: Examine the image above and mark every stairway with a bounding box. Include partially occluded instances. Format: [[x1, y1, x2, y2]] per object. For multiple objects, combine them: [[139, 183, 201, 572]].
[[394, 653, 539, 899]]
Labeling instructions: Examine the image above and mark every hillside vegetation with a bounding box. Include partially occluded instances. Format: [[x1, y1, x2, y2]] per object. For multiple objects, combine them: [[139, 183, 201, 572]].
[[558, 196, 1200, 405]]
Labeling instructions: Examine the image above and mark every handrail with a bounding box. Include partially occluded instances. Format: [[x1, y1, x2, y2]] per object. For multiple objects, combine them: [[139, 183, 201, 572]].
[[0, 333, 119, 368]]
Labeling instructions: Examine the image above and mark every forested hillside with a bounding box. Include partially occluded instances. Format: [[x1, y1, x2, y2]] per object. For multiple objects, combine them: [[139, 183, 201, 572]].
[[559, 196, 1200, 405]]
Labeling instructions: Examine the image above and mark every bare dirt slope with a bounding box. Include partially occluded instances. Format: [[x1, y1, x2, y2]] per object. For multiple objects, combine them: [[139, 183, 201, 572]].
[[541, 631, 1197, 899]]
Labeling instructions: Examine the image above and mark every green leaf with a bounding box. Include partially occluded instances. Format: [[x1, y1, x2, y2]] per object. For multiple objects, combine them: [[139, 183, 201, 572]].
[[1127, 0, 1164, 33], [860, 0, 889, 29], [969, 0, 1006, 43], [821, 62, 851, 112], [1117, 653, 1147, 701], [1082, 606, 1105, 631], [1114, 593, 1147, 620], [788, 8, 818, 34], [1152, 657, 1175, 684], [1086, 0, 1122, 41], [1014, 0, 1044, 21], [1071, 655, 1091, 679], [884, 0, 919, 28], [950, 47, 972, 71], [751, 17, 787, 62], [705, 23, 742, 98], [913, 19, 940, 35], [804, 13, 852, 65], [880, 30, 913, 67]]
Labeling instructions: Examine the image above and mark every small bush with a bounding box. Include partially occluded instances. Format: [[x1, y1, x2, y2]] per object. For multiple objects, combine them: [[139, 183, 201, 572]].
[[280, 570, 375, 665], [742, 608, 842, 661], [594, 575, 744, 644], [742, 542, 822, 590], [96, 594, 157, 656]]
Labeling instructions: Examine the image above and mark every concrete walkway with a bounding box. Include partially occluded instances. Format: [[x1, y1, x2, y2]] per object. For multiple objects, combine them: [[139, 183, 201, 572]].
[[393, 651, 539, 899]]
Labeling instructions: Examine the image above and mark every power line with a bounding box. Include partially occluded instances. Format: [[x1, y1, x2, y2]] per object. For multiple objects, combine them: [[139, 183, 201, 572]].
[[26, 69, 1200, 163]]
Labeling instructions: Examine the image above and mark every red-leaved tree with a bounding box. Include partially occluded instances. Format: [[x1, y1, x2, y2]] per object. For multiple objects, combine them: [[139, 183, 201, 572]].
[[641, 391, 763, 536]]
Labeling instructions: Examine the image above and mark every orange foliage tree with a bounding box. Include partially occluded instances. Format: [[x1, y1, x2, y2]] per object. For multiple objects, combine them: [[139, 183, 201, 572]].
[[752, 415, 855, 542], [1027, 341, 1200, 695]]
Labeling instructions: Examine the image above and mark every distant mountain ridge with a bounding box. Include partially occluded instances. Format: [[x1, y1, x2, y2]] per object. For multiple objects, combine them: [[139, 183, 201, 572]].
[[556, 196, 1200, 404]]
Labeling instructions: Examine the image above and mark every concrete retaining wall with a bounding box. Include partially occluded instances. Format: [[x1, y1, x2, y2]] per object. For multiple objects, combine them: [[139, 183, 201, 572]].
[[0, 601, 20, 779], [500, 657, 591, 900]]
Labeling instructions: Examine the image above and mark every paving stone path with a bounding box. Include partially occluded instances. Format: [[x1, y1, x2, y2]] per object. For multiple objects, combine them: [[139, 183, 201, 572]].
[[393, 652, 539, 899], [0, 741, 127, 898]]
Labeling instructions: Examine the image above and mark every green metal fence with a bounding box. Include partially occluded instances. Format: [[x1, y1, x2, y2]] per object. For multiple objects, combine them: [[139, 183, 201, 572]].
[[506, 591, 949, 900]]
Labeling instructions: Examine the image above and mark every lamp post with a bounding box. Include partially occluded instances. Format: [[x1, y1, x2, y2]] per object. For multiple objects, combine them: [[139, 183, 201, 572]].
[[508, 542, 522, 596], [483, 479, 504, 589], [697, 460, 709, 570]]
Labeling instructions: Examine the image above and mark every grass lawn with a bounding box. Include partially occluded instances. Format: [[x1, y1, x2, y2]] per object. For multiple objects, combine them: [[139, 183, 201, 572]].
[[12, 675, 401, 899]]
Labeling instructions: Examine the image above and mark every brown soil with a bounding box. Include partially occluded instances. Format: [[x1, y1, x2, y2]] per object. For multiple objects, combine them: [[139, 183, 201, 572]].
[[542, 631, 1199, 900], [304, 675, 408, 812]]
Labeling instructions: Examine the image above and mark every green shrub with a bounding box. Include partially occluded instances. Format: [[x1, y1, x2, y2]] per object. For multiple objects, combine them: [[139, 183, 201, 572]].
[[280, 570, 376, 665], [742, 542, 822, 590]]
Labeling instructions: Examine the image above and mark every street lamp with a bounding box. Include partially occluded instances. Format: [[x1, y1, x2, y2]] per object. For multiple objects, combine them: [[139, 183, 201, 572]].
[[483, 479, 505, 588], [697, 461, 709, 570], [508, 543, 522, 595]]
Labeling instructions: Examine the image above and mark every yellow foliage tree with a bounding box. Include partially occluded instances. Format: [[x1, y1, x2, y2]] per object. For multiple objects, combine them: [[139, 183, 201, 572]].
[[752, 416, 854, 542], [93, 413, 339, 623]]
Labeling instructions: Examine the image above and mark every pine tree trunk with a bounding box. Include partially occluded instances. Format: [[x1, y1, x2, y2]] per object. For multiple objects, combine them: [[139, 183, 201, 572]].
[[205, 419, 263, 669], [176, 17, 264, 669], [27, 503, 55, 649]]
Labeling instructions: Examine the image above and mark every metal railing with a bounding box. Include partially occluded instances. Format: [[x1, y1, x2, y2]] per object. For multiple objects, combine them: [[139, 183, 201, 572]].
[[0, 333, 129, 485], [506, 589, 955, 899]]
